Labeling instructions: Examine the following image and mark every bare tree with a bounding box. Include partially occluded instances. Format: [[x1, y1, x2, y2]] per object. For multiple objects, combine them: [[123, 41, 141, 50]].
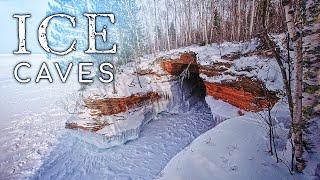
[[165, 0, 171, 50], [259, 0, 297, 171], [122, 0, 143, 88], [153, 0, 159, 53], [172, 0, 179, 49], [58, 92, 84, 115], [249, 0, 255, 38], [237, 0, 242, 41]]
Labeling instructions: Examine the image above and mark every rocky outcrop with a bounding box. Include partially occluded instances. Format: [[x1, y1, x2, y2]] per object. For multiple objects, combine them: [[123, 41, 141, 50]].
[[160, 52, 278, 112], [204, 77, 278, 112], [84, 92, 161, 117], [160, 53, 231, 78], [66, 121, 110, 132], [66, 50, 279, 145], [160, 52, 199, 76], [199, 62, 231, 77], [66, 92, 161, 132]]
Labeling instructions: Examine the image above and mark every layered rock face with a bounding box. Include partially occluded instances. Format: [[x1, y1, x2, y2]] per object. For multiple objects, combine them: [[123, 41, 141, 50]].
[[160, 52, 278, 112], [65, 120, 110, 132], [85, 92, 161, 117], [65, 48, 279, 148], [204, 78, 278, 112], [160, 52, 199, 75], [66, 92, 161, 132]]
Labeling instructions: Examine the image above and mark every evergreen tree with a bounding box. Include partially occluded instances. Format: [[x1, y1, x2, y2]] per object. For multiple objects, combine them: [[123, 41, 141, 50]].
[[46, 0, 146, 64]]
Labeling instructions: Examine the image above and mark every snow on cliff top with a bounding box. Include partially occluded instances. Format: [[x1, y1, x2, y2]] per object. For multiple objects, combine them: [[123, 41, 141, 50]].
[[84, 35, 284, 100]]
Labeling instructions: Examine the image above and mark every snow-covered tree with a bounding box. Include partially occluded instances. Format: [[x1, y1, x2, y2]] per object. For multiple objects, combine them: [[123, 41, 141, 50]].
[[47, 0, 89, 53], [46, 0, 147, 64]]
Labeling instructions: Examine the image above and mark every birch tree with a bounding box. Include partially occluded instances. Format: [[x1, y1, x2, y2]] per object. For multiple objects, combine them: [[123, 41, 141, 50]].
[[283, 0, 319, 173], [249, 0, 255, 38], [292, 0, 304, 172], [303, 0, 320, 126], [237, 0, 242, 41]]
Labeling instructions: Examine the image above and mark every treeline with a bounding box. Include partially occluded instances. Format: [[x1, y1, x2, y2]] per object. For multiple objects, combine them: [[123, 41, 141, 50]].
[[139, 0, 286, 53], [47, 0, 286, 59]]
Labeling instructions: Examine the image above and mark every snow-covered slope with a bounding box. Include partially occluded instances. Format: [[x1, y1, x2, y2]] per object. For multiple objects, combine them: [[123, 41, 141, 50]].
[[158, 117, 292, 180], [158, 98, 319, 180], [157, 102, 304, 180]]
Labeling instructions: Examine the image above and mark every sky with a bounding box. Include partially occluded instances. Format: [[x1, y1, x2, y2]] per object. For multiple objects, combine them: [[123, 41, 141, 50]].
[[0, 0, 48, 54]]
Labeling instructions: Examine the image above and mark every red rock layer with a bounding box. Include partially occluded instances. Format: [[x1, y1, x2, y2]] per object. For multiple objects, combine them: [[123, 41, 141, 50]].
[[160, 52, 278, 112], [160, 52, 199, 75], [65, 92, 161, 132], [84, 92, 161, 117], [204, 78, 278, 112]]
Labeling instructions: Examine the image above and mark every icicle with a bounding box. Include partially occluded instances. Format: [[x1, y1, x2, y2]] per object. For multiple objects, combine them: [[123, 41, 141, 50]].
[[179, 62, 192, 88]]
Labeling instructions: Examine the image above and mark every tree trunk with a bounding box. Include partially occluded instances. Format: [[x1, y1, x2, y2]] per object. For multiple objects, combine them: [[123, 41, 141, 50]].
[[249, 0, 255, 38], [293, 23, 304, 173], [237, 0, 242, 41], [292, 0, 305, 172], [203, 1, 209, 45], [165, 0, 171, 51], [188, 0, 192, 44], [302, 0, 320, 171], [282, 0, 306, 172], [153, 0, 158, 52], [283, 0, 296, 39], [173, 0, 178, 49], [303, 0, 320, 121]]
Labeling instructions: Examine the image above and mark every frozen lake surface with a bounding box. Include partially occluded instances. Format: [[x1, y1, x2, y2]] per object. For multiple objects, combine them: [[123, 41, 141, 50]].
[[0, 55, 216, 180], [0, 55, 80, 179]]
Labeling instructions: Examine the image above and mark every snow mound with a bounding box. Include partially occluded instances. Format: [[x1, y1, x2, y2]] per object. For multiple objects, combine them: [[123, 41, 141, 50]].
[[157, 115, 295, 180], [156, 97, 314, 180]]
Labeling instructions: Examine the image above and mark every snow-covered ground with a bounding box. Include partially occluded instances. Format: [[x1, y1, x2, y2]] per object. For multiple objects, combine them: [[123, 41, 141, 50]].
[[0, 55, 81, 179], [157, 101, 294, 180], [32, 100, 216, 180], [158, 101, 319, 180]]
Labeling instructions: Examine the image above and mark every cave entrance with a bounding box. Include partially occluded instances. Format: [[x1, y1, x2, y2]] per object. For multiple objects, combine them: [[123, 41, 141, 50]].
[[180, 69, 207, 101], [160, 52, 207, 103]]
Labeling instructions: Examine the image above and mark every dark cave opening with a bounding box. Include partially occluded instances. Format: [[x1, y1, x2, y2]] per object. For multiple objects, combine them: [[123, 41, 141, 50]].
[[181, 71, 207, 100]]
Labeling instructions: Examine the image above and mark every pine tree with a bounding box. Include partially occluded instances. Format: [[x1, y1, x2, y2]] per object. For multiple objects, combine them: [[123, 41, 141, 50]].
[[46, 0, 89, 53], [46, 0, 146, 63]]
